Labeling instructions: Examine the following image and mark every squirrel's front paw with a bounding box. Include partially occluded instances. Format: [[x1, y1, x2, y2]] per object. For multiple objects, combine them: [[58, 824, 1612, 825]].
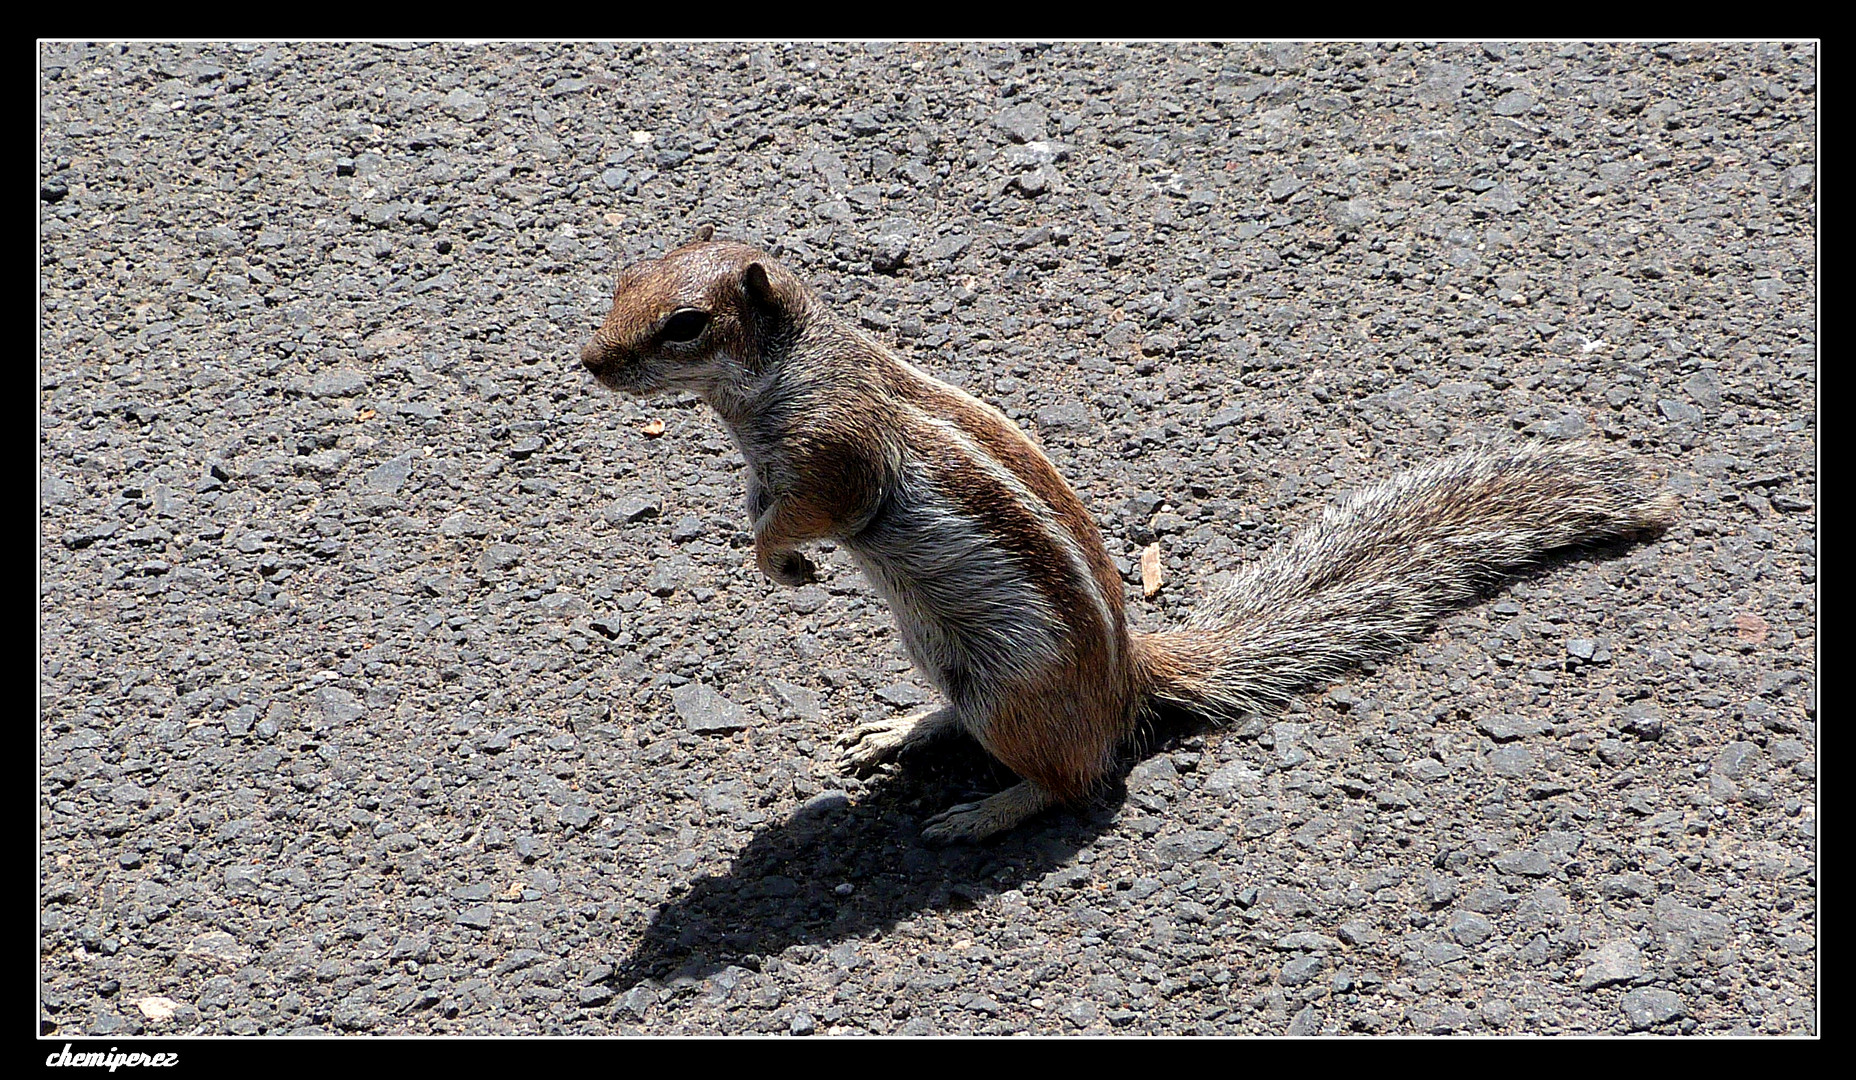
[[766, 551, 817, 587]]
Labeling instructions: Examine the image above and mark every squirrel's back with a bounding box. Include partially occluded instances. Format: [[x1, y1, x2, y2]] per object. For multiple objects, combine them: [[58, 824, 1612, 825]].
[[842, 358, 1139, 800]]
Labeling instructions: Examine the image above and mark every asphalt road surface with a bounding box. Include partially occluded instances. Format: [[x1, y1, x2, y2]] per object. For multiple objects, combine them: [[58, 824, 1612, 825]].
[[39, 41, 1816, 1035]]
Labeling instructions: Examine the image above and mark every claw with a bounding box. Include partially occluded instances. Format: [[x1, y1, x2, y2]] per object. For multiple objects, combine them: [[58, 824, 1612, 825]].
[[920, 781, 1058, 844], [834, 707, 957, 776], [835, 717, 913, 774], [834, 719, 897, 747], [921, 800, 990, 845]]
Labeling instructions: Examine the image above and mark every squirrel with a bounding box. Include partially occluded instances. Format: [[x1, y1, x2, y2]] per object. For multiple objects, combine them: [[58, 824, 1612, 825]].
[[579, 227, 1679, 844]]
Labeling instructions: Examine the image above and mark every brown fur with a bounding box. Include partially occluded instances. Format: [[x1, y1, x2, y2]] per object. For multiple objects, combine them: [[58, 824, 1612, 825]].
[[582, 234, 1676, 842]]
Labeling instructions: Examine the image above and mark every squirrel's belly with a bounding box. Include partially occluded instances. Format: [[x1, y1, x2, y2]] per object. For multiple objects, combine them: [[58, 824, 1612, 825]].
[[845, 486, 1067, 711]]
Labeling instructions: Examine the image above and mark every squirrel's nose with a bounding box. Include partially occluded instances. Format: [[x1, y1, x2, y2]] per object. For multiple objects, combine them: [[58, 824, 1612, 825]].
[[579, 339, 606, 371]]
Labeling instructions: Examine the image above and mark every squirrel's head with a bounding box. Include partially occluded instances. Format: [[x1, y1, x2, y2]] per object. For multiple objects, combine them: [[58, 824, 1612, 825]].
[[579, 226, 811, 400]]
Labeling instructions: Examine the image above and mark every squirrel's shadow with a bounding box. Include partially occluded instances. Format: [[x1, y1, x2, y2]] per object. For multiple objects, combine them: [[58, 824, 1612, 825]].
[[608, 717, 1201, 991], [609, 536, 1655, 991]]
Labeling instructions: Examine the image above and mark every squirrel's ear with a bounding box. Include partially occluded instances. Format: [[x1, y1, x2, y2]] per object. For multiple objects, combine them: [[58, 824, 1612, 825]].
[[690, 224, 716, 243], [741, 261, 792, 315]]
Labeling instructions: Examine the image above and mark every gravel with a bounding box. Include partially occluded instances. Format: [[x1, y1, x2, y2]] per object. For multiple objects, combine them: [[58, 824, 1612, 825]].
[[40, 41, 1814, 1036]]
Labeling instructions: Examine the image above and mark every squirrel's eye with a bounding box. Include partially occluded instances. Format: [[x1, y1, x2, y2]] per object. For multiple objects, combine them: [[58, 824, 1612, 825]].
[[660, 309, 710, 343]]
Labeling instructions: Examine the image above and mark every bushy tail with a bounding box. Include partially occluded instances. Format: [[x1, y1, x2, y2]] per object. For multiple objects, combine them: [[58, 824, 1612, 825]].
[[1134, 442, 1678, 721]]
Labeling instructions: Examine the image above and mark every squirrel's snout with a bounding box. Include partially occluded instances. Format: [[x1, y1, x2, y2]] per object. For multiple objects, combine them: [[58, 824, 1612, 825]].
[[579, 339, 607, 372], [581, 338, 649, 394]]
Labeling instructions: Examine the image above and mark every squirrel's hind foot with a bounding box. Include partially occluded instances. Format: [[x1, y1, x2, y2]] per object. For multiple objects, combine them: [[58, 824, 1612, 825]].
[[921, 781, 1059, 844], [835, 705, 959, 775]]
